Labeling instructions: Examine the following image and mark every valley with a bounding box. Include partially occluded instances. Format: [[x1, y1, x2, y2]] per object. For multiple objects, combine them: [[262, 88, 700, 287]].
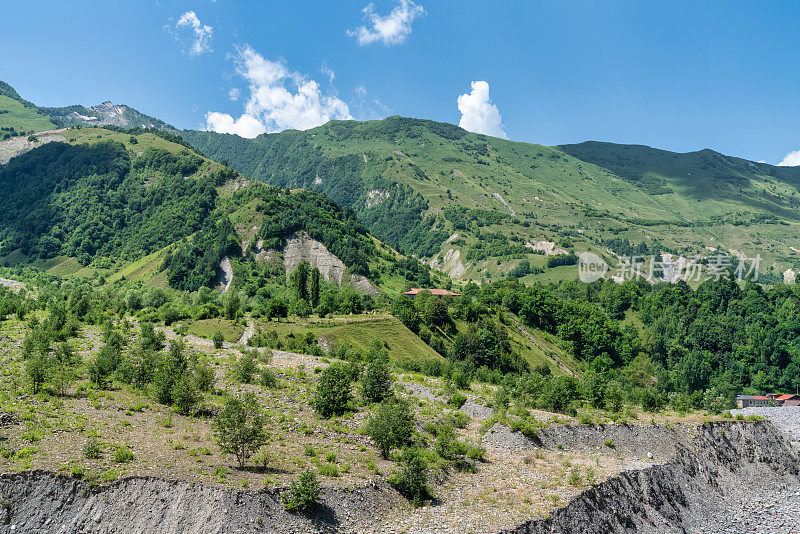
[[2, 79, 800, 533]]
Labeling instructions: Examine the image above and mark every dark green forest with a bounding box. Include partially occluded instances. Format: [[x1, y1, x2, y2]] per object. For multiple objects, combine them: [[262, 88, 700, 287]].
[[0, 142, 232, 265]]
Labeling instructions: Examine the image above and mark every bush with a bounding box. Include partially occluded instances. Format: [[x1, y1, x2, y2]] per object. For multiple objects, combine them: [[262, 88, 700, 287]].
[[260, 368, 278, 388], [114, 446, 134, 463], [640, 387, 666, 413], [213, 392, 268, 468], [283, 470, 320, 512], [84, 438, 102, 459], [212, 331, 224, 349], [359, 359, 392, 404], [364, 398, 414, 459], [171, 375, 200, 415], [234, 350, 258, 384], [388, 447, 428, 507], [194, 358, 216, 391], [448, 392, 467, 409], [452, 369, 471, 390], [313, 363, 352, 418]]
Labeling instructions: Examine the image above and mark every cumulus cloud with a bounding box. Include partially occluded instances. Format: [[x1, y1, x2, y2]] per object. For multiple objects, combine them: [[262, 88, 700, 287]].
[[457, 81, 507, 139], [205, 45, 352, 138], [348, 0, 425, 46], [777, 149, 800, 167], [175, 11, 213, 56]]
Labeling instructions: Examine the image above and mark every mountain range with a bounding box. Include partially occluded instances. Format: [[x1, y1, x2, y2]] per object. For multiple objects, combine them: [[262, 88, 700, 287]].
[[2, 81, 799, 286]]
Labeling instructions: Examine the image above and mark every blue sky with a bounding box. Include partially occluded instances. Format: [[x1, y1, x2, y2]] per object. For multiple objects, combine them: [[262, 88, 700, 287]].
[[2, 0, 799, 164]]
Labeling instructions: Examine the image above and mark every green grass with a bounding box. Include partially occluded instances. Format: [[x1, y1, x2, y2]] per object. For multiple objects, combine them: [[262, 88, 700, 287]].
[[183, 116, 800, 282], [0, 95, 56, 133], [256, 315, 442, 363], [186, 318, 245, 343]]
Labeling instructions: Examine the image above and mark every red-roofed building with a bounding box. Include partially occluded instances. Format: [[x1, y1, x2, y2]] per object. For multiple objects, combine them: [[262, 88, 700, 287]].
[[403, 288, 461, 299], [737, 393, 800, 408]]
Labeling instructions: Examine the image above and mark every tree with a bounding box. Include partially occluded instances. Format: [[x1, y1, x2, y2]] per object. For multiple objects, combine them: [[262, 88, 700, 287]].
[[364, 398, 414, 458], [291, 261, 310, 303], [310, 267, 321, 308], [27, 353, 49, 394], [212, 331, 224, 349], [224, 292, 241, 320], [313, 363, 352, 417], [360, 359, 393, 404], [213, 392, 268, 468]]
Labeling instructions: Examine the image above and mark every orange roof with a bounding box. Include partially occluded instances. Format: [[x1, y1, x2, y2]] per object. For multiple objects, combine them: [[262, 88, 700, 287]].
[[404, 288, 461, 297], [776, 394, 800, 400]]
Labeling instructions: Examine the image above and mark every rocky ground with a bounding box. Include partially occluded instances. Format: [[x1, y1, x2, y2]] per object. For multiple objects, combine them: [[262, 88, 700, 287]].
[[731, 405, 800, 441], [695, 489, 800, 534]]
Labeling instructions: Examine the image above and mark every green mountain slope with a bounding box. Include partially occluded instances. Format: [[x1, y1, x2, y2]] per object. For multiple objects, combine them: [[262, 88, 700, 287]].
[[183, 117, 800, 282], [0, 125, 439, 297], [0, 83, 57, 136]]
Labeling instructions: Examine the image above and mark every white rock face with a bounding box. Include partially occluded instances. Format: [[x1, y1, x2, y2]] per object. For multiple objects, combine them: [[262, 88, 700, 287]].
[[282, 232, 380, 296], [215, 257, 233, 294], [525, 241, 567, 256], [784, 268, 796, 285]]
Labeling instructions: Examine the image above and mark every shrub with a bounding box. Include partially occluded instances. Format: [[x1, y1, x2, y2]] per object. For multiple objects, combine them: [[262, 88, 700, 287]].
[[313, 363, 352, 418], [359, 359, 392, 404], [212, 331, 224, 349], [452, 369, 471, 390], [84, 438, 102, 459], [364, 398, 414, 459], [260, 368, 277, 388], [114, 446, 134, 463], [435, 424, 468, 461], [194, 358, 216, 392], [234, 350, 258, 384], [213, 392, 268, 468], [448, 392, 467, 409], [388, 448, 428, 507], [171, 375, 200, 415], [283, 470, 320, 512]]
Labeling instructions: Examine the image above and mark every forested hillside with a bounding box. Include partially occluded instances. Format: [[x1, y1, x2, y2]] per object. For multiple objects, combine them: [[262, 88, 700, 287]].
[[183, 117, 800, 283]]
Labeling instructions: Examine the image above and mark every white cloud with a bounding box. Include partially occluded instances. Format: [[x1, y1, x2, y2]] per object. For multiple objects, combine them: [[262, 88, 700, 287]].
[[457, 81, 507, 139], [778, 149, 800, 166], [227, 87, 240, 101], [205, 45, 352, 138], [347, 0, 425, 46], [176, 11, 213, 56], [320, 64, 335, 84], [353, 83, 391, 120]]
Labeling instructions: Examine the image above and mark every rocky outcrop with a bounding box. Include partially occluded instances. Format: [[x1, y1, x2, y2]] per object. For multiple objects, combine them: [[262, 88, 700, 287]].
[[502, 421, 800, 534], [0, 422, 795, 533], [282, 232, 380, 296], [0, 471, 403, 533]]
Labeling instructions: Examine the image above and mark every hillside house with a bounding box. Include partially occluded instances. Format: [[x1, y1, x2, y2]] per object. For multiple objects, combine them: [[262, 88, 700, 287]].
[[403, 288, 461, 299], [736, 395, 773, 408], [736, 393, 800, 408]]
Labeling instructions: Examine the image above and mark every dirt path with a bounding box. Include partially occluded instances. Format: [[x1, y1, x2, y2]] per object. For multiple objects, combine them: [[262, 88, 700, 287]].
[[238, 321, 254, 345]]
